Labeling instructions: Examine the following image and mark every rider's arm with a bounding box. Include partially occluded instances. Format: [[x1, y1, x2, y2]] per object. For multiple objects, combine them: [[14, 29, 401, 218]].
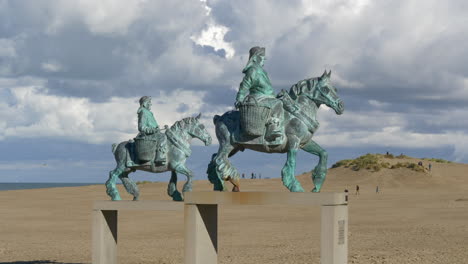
[[236, 68, 257, 104], [138, 111, 156, 134]]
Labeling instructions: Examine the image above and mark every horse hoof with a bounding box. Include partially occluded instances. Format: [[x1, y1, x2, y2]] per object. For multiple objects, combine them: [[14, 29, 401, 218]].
[[290, 185, 305, 192], [294, 187, 305, 192], [311, 187, 320, 193], [172, 191, 184, 201], [232, 186, 240, 192], [110, 192, 122, 201], [133, 196, 139, 201]]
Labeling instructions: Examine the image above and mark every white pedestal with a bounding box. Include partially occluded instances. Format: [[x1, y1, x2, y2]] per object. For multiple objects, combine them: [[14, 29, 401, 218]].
[[92, 201, 183, 264], [92, 192, 348, 264], [184, 192, 348, 264]]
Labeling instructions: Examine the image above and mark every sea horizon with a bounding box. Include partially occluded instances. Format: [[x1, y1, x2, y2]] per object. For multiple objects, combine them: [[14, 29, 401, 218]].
[[0, 182, 105, 191]]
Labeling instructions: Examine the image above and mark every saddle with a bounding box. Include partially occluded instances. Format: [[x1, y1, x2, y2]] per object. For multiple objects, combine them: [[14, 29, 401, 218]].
[[126, 134, 167, 168], [232, 112, 285, 146], [231, 90, 319, 146]]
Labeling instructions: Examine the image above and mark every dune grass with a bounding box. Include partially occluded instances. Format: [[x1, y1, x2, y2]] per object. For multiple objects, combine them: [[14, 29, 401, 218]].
[[136, 180, 153, 185], [422, 158, 452, 163], [390, 162, 426, 172], [332, 153, 427, 173], [331, 153, 390, 172], [396, 154, 411, 159]]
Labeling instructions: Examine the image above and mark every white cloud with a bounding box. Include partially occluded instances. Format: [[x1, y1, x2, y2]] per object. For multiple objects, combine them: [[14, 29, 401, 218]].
[[313, 106, 468, 161], [191, 0, 235, 59], [302, 0, 371, 17], [46, 0, 144, 35], [332, 73, 364, 89], [315, 129, 468, 153], [368, 99, 390, 108], [199, 0, 212, 15], [0, 78, 214, 144], [0, 0, 467, 164], [41, 61, 64, 73], [191, 22, 235, 59], [0, 38, 17, 57]]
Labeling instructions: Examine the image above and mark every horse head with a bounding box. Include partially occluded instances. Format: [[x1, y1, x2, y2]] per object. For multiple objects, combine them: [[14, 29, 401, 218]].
[[313, 70, 344, 115], [186, 113, 212, 146], [291, 71, 344, 115]]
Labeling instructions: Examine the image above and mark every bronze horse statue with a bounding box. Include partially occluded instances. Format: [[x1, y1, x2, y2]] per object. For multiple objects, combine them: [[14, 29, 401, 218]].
[[106, 114, 212, 201], [207, 71, 344, 192]]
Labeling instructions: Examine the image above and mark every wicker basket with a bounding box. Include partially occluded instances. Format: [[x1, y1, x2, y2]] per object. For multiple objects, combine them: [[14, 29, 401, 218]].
[[239, 100, 270, 137], [134, 138, 157, 162]]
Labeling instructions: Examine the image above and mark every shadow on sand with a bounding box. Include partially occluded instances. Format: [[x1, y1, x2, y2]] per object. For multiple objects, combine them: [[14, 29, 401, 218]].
[[0, 261, 87, 264]]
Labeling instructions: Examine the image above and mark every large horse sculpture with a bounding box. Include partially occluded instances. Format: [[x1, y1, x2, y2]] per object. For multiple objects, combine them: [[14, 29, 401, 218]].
[[106, 114, 212, 201], [208, 71, 344, 192]]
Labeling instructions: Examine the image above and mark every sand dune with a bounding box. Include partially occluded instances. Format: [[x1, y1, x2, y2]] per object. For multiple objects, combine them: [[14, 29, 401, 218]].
[[0, 156, 467, 264]]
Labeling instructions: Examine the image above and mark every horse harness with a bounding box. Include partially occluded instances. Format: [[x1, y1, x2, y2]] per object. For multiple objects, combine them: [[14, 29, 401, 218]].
[[278, 90, 320, 134], [165, 128, 192, 157]]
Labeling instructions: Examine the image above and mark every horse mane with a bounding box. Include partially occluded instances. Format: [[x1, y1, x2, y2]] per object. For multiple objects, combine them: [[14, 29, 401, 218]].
[[170, 116, 197, 131], [288, 77, 318, 99]]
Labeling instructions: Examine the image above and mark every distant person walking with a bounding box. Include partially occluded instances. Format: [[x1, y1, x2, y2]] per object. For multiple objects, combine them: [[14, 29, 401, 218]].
[[356, 185, 360, 195], [428, 163, 432, 171], [376, 185, 379, 194], [242, 173, 245, 179], [251, 173, 254, 179]]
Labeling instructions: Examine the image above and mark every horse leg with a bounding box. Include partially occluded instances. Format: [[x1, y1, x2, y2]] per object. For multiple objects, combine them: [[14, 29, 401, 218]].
[[301, 140, 328, 192], [229, 177, 240, 192], [207, 153, 226, 191], [106, 167, 123, 201], [167, 170, 183, 201], [119, 170, 140, 201], [175, 164, 194, 193], [228, 147, 241, 192], [281, 148, 305, 192], [214, 144, 240, 192]]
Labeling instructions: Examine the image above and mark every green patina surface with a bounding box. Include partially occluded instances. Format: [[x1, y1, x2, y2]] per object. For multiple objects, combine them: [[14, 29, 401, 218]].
[[208, 46, 344, 193], [105, 96, 212, 201]]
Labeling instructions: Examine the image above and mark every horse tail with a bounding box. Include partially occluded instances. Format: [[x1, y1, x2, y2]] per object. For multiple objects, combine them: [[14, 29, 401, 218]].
[[111, 143, 118, 154], [213, 115, 221, 124]]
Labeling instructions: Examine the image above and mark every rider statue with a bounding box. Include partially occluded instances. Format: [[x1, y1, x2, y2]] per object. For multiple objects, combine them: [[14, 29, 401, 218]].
[[135, 96, 167, 165], [235, 46, 283, 142]]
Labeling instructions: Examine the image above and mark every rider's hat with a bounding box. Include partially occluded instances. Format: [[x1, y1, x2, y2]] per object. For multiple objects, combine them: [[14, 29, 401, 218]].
[[248, 46, 265, 59], [139, 96, 151, 105]]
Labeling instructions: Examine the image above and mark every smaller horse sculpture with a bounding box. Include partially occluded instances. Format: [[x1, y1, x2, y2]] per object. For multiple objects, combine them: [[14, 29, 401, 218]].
[[208, 71, 344, 193], [106, 114, 212, 201]]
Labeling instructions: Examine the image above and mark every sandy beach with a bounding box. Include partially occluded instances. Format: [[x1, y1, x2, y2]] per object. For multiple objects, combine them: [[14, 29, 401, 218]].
[[1, 156, 467, 264]]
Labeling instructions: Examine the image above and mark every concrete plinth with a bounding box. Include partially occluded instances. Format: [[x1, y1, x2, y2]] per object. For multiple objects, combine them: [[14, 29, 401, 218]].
[[92, 192, 348, 264], [92, 201, 183, 264]]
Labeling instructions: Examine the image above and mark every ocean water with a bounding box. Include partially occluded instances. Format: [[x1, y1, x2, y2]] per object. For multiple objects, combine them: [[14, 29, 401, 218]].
[[0, 182, 101, 191]]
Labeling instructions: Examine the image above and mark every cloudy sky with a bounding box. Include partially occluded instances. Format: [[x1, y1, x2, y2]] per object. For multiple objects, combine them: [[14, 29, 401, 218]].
[[0, 0, 466, 183]]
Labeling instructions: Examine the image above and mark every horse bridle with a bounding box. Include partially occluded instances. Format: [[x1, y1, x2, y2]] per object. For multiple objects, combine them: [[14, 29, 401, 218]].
[[188, 123, 209, 143], [305, 79, 341, 109]]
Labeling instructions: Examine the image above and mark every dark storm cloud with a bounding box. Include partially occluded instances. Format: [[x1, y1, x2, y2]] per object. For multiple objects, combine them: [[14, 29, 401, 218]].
[[0, 0, 219, 101], [1, 0, 467, 112], [0, 0, 467, 162], [207, 0, 468, 115]]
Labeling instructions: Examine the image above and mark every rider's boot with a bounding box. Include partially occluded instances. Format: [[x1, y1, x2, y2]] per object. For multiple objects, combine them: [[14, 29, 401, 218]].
[[155, 141, 167, 165], [265, 117, 282, 142], [155, 154, 166, 166]]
